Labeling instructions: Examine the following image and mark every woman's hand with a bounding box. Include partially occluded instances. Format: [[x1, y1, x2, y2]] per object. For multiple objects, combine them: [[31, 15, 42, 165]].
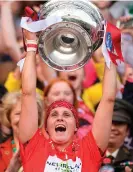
[[6, 150, 21, 172], [119, 16, 133, 37], [122, 27, 133, 37], [0, 1, 13, 7], [23, 29, 37, 41], [125, 166, 132, 172]]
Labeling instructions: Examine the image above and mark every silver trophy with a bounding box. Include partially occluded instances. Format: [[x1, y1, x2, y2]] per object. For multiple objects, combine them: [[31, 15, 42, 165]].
[[38, 0, 104, 71]]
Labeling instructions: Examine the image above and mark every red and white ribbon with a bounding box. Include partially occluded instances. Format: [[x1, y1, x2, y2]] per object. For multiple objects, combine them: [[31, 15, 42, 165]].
[[102, 21, 124, 68], [17, 16, 62, 72]]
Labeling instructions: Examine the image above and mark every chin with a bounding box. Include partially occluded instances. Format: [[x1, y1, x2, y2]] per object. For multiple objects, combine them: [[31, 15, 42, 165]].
[[108, 139, 116, 146], [53, 136, 68, 144], [13, 128, 19, 136]]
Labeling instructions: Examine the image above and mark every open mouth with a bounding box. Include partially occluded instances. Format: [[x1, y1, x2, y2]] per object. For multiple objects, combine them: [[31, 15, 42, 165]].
[[68, 75, 77, 81], [110, 132, 119, 137], [55, 125, 66, 132]]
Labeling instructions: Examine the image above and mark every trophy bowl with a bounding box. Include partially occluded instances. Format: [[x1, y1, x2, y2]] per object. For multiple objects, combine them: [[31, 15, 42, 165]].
[[38, 0, 104, 71]]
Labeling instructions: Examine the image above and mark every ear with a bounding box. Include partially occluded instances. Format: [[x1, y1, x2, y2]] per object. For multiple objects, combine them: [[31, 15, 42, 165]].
[[44, 98, 48, 106], [75, 127, 78, 132], [42, 127, 49, 139], [126, 128, 130, 137]]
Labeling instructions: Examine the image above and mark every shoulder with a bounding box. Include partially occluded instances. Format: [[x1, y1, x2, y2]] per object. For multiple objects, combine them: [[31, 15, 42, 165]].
[[128, 148, 133, 157], [121, 146, 133, 158], [122, 146, 130, 153], [20, 129, 47, 164], [0, 137, 13, 170], [0, 137, 12, 150]]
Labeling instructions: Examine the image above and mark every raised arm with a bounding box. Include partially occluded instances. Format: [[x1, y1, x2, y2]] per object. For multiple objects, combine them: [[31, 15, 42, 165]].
[[92, 63, 117, 152], [1, 2, 21, 62], [19, 30, 38, 144]]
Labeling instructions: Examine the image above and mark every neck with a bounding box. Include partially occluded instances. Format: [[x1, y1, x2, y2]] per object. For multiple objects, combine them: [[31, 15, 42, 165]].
[[54, 139, 73, 151], [107, 143, 121, 154], [107, 147, 118, 154], [13, 133, 19, 150], [76, 87, 82, 98]]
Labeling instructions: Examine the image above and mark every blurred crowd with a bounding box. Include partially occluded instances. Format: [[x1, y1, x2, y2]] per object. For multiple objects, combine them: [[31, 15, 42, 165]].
[[0, 1, 133, 172]]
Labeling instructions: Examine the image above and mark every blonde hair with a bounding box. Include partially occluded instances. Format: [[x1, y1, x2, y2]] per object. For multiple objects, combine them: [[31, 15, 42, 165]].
[[0, 92, 44, 129]]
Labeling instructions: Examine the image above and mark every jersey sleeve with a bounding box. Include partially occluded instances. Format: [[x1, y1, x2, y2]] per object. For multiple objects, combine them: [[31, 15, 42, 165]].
[[19, 129, 45, 163], [82, 130, 104, 163]]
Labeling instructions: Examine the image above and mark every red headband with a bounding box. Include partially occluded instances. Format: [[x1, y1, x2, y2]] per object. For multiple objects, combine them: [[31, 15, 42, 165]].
[[46, 100, 79, 127]]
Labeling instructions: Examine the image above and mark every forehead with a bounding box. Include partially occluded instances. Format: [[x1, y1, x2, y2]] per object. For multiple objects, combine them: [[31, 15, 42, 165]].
[[112, 121, 128, 126], [112, 121, 129, 130], [50, 106, 73, 115], [75, 68, 84, 74], [12, 100, 21, 112], [60, 68, 84, 76], [50, 81, 72, 91]]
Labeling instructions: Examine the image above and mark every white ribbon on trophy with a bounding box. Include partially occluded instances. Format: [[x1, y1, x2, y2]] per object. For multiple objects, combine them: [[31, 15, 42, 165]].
[[17, 16, 62, 72]]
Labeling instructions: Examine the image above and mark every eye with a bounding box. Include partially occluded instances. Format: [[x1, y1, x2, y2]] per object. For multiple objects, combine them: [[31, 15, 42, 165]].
[[129, 73, 133, 76], [65, 92, 71, 96], [64, 112, 71, 117], [50, 112, 58, 117], [15, 113, 20, 116], [53, 92, 60, 96]]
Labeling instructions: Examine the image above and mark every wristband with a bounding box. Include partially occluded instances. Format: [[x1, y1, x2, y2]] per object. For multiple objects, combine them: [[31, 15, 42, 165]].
[[26, 40, 38, 52]]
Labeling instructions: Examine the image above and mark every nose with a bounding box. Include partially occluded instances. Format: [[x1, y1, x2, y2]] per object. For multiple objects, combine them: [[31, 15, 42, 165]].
[[59, 93, 66, 100], [111, 124, 116, 131], [57, 119, 63, 122], [57, 115, 64, 122]]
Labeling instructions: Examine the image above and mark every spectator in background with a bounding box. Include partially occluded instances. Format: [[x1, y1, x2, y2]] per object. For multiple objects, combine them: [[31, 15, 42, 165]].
[[116, 15, 133, 80], [109, 1, 133, 20], [0, 1, 44, 85], [0, 92, 43, 172], [122, 64, 133, 85], [122, 76, 133, 149], [0, 85, 11, 145], [4, 54, 45, 97], [82, 47, 104, 112], [0, 92, 22, 172], [92, 1, 116, 24], [0, 85, 7, 102], [44, 78, 77, 107], [0, 1, 22, 85], [59, 68, 85, 99], [59, 67, 101, 113], [100, 98, 133, 172], [82, 46, 124, 111], [92, 1, 113, 9], [0, 1, 22, 62], [125, 166, 132, 172]]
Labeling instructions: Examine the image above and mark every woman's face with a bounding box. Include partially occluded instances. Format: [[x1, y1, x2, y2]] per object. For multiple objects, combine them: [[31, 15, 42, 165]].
[[59, 68, 84, 91], [92, 1, 111, 9], [10, 100, 21, 135], [108, 122, 129, 149], [122, 66, 133, 84], [47, 107, 77, 144], [47, 81, 74, 105]]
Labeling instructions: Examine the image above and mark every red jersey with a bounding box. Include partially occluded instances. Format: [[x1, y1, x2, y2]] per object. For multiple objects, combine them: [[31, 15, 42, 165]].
[[0, 138, 13, 172], [20, 129, 103, 172]]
